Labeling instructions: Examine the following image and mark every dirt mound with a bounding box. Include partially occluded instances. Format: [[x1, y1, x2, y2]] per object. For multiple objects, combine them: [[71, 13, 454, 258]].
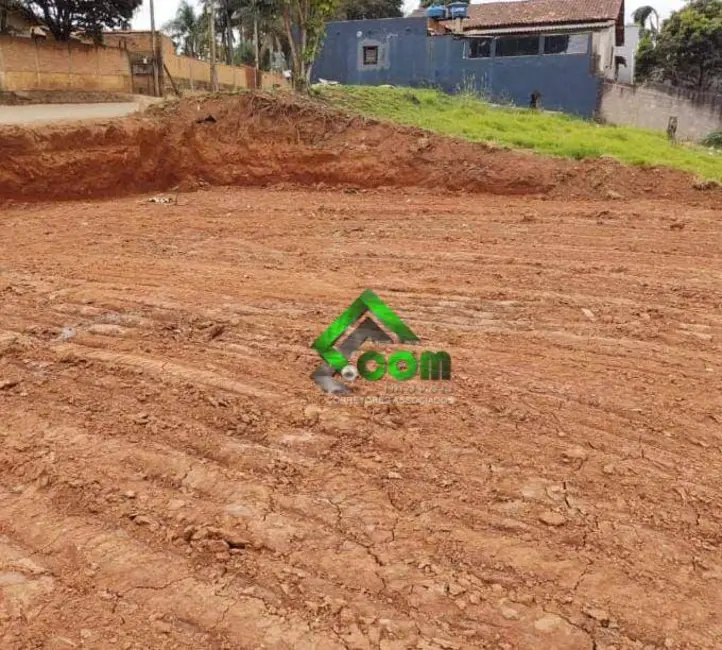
[[0, 92, 717, 203]]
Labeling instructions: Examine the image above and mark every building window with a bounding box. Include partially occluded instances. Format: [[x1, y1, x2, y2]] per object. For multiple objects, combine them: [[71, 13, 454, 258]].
[[363, 45, 379, 66], [495, 35, 540, 57], [467, 38, 492, 58], [543, 33, 589, 55]]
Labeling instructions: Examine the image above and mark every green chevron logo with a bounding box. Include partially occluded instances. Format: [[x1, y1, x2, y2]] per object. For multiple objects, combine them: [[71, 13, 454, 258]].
[[311, 290, 451, 393]]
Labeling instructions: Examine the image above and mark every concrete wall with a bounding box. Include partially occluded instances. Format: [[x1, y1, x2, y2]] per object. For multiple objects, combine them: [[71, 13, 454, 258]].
[[170, 57, 286, 92], [600, 81, 722, 141], [0, 35, 132, 93], [314, 17, 602, 118], [163, 53, 257, 91]]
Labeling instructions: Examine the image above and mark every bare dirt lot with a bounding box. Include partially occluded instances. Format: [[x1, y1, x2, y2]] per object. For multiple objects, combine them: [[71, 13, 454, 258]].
[[1, 94, 721, 650]]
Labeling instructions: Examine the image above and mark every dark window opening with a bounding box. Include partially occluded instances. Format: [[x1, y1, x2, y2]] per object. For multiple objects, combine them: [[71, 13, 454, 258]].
[[495, 35, 540, 57], [543, 33, 588, 55], [467, 38, 492, 58], [363, 45, 379, 66], [544, 35, 570, 54]]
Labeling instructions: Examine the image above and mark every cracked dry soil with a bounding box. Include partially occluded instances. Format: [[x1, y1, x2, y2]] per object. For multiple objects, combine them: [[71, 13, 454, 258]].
[[0, 95, 721, 649]]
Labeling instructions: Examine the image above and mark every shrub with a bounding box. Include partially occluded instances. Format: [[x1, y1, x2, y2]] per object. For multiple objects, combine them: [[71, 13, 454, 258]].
[[702, 131, 722, 149]]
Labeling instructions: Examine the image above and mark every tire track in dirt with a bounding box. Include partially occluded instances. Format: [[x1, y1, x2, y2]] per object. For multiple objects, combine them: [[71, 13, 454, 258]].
[[0, 398, 598, 649], [2, 339, 721, 649], [0, 486, 349, 650], [53, 344, 278, 400], [2, 188, 722, 648]]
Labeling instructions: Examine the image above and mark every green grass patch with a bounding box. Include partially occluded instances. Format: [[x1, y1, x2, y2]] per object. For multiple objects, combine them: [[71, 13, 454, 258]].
[[318, 85, 722, 181]]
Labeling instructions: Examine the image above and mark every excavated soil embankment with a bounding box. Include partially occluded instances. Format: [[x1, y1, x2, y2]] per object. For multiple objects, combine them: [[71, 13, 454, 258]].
[[0, 92, 717, 203]]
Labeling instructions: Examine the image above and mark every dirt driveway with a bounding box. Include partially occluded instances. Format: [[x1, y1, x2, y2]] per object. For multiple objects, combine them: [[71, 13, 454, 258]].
[[0, 183, 721, 649], [0, 102, 140, 125]]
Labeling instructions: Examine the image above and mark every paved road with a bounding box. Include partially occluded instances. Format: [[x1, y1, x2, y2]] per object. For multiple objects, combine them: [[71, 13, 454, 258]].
[[0, 102, 141, 126]]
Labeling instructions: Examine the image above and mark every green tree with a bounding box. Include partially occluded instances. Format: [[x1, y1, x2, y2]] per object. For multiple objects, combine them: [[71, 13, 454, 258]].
[[19, 0, 142, 41], [230, 0, 286, 69], [209, 0, 242, 65], [635, 32, 660, 80], [278, 0, 341, 90], [235, 40, 257, 65], [335, 0, 403, 20], [169, 0, 286, 71], [636, 0, 722, 90], [164, 0, 203, 57]]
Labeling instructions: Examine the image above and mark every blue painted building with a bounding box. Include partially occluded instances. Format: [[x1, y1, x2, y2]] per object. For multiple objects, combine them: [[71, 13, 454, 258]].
[[313, 0, 626, 118]]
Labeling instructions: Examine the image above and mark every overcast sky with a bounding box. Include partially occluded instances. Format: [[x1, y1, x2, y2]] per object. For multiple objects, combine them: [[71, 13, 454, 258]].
[[131, 0, 689, 32]]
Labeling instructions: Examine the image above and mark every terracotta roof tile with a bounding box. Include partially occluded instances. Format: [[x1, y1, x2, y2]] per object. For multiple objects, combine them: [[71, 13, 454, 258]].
[[414, 0, 623, 30]]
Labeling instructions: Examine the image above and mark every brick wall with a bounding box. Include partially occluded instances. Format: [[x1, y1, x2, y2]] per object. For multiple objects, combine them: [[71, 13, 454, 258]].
[[0, 34, 286, 97], [0, 35, 132, 93], [104, 32, 176, 59], [600, 81, 722, 141]]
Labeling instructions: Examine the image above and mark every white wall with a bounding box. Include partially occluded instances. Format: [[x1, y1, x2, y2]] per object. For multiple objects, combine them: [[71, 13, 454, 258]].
[[615, 24, 640, 84]]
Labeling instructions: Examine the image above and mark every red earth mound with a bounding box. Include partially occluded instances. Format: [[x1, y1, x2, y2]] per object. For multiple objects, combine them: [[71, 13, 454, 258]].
[[0, 92, 718, 203]]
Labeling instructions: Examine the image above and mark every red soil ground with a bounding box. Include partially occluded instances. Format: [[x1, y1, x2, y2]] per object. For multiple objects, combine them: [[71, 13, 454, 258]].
[[0, 94, 721, 649]]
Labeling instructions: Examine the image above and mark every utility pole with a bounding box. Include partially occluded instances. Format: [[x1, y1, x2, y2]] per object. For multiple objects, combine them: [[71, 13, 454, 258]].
[[149, 0, 160, 96], [210, 0, 219, 91]]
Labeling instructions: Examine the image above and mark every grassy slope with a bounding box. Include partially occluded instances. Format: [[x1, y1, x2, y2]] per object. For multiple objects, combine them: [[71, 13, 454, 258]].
[[319, 86, 722, 181]]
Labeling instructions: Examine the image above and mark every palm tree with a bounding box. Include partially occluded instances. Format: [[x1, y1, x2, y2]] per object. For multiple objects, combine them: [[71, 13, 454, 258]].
[[221, 0, 243, 65], [164, 0, 203, 57], [633, 5, 660, 39], [167, 0, 287, 70], [232, 0, 285, 69], [196, 0, 240, 65]]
